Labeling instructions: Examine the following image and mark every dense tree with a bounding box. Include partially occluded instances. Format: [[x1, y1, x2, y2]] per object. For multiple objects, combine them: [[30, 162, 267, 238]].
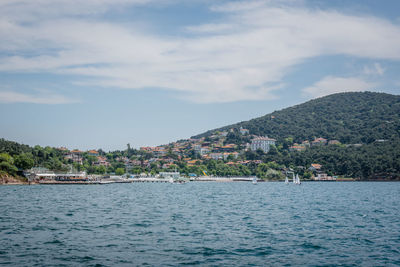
[[0, 153, 18, 175], [14, 153, 35, 170], [115, 168, 125, 175], [194, 92, 400, 145]]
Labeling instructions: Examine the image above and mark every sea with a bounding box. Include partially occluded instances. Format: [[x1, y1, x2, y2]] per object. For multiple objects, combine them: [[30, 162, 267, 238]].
[[0, 182, 399, 266]]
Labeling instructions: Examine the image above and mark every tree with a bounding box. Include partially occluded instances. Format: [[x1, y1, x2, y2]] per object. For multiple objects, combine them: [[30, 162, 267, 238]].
[[0, 153, 17, 175], [265, 169, 283, 180], [268, 145, 278, 155], [14, 153, 34, 170], [303, 171, 312, 179], [0, 162, 18, 176], [115, 168, 125, 175], [0, 153, 14, 164], [96, 165, 106, 174]]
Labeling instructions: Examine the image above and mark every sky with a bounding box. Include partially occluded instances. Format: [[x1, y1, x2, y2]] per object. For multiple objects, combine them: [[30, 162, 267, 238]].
[[0, 0, 399, 151]]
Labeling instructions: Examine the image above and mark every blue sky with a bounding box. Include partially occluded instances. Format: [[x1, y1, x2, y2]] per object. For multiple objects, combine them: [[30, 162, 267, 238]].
[[0, 0, 399, 151]]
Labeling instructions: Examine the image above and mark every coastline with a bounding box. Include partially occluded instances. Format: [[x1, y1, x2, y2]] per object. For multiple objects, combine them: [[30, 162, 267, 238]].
[[0, 175, 30, 185], [1, 177, 399, 185]]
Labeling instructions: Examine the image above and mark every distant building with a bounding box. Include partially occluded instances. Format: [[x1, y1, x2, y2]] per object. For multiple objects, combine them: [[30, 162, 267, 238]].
[[193, 144, 201, 152], [328, 140, 341, 145], [311, 138, 327, 146], [220, 131, 228, 137], [186, 160, 199, 166], [88, 150, 99, 156], [24, 167, 55, 181], [309, 163, 322, 172], [250, 136, 276, 153], [289, 144, 306, 152], [301, 140, 310, 147], [223, 152, 239, 160], [314, 173, 336, 181], [239, 127, 249, 135], [92, 156, 110, 167], [220, 144, 236, 152], [210, 153, 223, 160], [200, 147, 209, 155], [153, 147, 166, 157], [65, 150, 83, 164]]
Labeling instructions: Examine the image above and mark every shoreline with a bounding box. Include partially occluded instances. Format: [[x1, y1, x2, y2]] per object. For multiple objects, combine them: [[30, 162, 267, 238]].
[[1, 179, 400, 185]]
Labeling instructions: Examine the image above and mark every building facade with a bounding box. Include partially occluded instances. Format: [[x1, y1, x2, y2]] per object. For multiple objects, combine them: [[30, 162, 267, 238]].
[[250, 136, 276, 153]]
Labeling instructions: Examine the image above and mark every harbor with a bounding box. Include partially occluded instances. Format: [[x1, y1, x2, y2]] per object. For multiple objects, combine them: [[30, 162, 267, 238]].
[[23, 167, 263, 184]]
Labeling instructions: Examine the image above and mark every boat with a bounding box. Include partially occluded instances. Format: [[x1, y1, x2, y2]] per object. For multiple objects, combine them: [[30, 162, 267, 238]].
[[295, 174, 301, 185], [252, 177, 257, 184], [285, 176, 289, 184]]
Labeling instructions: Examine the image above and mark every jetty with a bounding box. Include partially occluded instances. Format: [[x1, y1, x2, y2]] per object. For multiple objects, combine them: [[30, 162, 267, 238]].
[[192, 176, 260, 182]]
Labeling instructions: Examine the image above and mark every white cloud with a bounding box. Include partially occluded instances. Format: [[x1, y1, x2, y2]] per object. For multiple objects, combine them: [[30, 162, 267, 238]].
[[0, 0, 399, 103], [0, 91, 78, 104], [302, 76, 378, 98], [363, 63, 385, 76]]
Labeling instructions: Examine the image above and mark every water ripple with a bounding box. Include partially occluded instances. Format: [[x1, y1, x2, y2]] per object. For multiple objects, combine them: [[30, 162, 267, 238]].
[[0, 182, 399, 266]]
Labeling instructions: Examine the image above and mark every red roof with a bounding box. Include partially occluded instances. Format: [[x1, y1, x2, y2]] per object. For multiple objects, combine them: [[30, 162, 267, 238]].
[[311, 163, 322, 169]]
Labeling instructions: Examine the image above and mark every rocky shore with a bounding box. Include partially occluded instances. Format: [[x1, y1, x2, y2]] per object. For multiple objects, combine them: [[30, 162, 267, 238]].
[[0, 174, 30, 185]]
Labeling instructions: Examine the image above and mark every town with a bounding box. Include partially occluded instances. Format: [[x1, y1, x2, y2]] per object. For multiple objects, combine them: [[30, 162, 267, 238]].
[[22, 127, 344, 183]]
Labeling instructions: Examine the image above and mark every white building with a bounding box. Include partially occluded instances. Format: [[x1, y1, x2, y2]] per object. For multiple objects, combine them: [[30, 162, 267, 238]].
[[209, 153, 223, 160], [200, 147, 209, 155], [314, 173, 336, 181], [250, 136, 276, 153]]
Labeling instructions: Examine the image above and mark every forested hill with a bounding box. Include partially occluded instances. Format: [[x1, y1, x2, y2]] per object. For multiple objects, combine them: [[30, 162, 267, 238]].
[[193, 92, 400, 144]]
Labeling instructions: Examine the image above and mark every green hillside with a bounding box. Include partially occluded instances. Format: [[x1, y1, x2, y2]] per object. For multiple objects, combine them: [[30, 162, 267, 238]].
[[193, 92, 400, 144], [1, 92, 400, 180]]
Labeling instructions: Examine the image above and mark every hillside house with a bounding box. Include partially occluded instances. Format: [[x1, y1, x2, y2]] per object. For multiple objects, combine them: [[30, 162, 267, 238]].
[[311, 138, 327, 146], [88, 150, 99, 156], [239, 127, 249, 135], [289, 144, 306, 152], [309, 163, 322, 172], [92, 156, 110, 167]]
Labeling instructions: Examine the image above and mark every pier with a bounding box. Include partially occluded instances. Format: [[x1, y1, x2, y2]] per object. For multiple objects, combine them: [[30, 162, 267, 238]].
[[191, 176, 260, 182]]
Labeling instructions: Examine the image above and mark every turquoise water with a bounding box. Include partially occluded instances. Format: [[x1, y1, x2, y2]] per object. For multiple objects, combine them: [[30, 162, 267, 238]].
[[1, 182, 400, 266]]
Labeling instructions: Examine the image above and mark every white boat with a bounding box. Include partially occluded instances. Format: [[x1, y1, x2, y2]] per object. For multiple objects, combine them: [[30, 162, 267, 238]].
[[293, 174, 296, 184], [252, 177, 257, 184], [285, 176, 289, 184], [295, 174, 301, 185]]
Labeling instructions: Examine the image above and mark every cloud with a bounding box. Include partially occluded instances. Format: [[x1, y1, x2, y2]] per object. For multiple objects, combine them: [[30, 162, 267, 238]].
[[0, 0, 399, 102], [0, 91, 78, 104], [302, 76, 378, 98], [363, 63, 385, 76]]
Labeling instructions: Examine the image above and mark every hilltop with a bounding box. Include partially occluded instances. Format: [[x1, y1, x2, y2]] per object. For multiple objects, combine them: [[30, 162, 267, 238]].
[[192, 92, 400, 144]]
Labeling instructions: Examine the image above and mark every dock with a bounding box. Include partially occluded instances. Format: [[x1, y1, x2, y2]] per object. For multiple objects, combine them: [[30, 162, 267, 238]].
[[191, 176, 260, 182]]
